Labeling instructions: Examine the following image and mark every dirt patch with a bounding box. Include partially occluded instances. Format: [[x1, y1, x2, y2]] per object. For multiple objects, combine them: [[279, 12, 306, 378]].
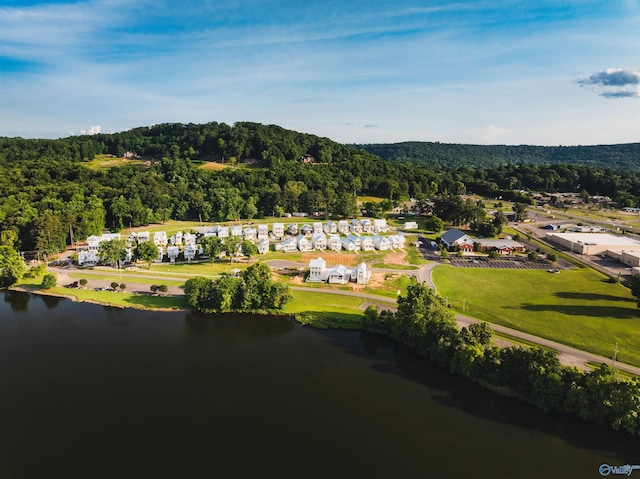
[[382, 251, 407, 265], [300, 252, 361, 266]]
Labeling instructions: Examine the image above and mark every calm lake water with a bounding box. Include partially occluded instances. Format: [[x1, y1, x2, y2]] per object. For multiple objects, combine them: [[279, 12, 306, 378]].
[[0, 291, 638, 479]]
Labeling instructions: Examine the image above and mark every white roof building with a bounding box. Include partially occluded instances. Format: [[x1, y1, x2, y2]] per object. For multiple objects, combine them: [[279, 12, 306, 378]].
[[153, 231, 168, 246]]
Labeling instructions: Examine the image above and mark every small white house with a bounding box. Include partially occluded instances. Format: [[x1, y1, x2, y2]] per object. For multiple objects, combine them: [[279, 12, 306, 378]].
[[337, 220, 350, 235], [372, 234, 392, 251], [153, 231, 168, 247], [230, 226, 243, 238], [307, 257, 327, 282], [272, 223, 285, 238], [153, 247, 164, 263], [286, 223, 298, 236], [297, 235, 313, 252], [167, 245, 180, 262], [313, 222, 323, 234], [257, 238, 269, 255], [341, 237, 358, 252], [360, 236, 374, 251], [403, 221, 419, 230], [312, 233, 327, 250], [300, 224, 314, 237], [328, 235, 342, 251]]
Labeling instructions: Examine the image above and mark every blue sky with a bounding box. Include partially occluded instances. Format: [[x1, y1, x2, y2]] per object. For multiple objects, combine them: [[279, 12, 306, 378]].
[[1, 0, 638, 145]]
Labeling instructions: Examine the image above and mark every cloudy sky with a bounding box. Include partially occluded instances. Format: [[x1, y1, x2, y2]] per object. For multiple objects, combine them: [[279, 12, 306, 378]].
[[1, 0, 639, 145]]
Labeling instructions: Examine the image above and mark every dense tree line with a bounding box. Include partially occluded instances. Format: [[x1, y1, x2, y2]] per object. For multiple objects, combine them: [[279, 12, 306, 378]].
[[364, 282, 640, 436], [3, 122, 640, 255], [359, 141, 640, 171], [183, 263, 292, 313]]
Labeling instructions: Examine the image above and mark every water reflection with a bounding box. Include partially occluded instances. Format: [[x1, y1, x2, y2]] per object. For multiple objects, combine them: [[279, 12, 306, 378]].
[[3, 290, 29, 312], [40, 294, 62, 309], [184, 311, 295, 346]]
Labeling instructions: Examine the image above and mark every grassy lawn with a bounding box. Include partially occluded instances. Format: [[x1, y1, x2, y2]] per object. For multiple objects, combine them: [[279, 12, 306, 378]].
[[283, 290, 365, 329], [148, 261, 249, 276], [68, 272, 185, 287], [432, 265, 640, 367], [52, 288, 188, 310], [405, 245, 429, 265], [82, 155, 145, 171]]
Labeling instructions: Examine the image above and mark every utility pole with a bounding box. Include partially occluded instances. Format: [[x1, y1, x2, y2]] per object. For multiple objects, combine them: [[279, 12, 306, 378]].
[[613, 342, 619, 368]]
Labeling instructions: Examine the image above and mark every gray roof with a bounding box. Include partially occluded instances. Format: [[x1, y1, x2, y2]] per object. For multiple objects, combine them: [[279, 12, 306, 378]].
[[440, 228, 470, 245]]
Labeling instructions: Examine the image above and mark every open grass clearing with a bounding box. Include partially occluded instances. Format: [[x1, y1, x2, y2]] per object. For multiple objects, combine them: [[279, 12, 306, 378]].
[[283, 290, 365, 329], [81, 154, 146, 171], [67, 272, 185, 287], [45, 287, 187, 310], [433, 265, 640, 367]]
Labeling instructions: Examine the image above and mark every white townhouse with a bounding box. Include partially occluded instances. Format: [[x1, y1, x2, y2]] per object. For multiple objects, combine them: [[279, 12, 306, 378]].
[[209, 225, 229, 238], [257, 224, 269, 240], [327, 235, 342, 252], [87, 233, 121, 251], [341, 236, 358, 252], [286, 224, 298, 236], [326, 264, 350, 284], [183, 233, 197, 246], [167, 245, 180, 262], [278, 238, 298, 253], [300, 224, 314, 237], [153, 231, 168, 247], [307, 257, 327, 282], [360, 236, 375, 251], [184, 244, 197, 261], [154, 247, 165, 263], [243, 227, 257, 242], [373, 219, 389, 233], [257, 238, 270, 255], [272, 223, 285, 238], [323, 221, 337, 235], [361, 219, 374, 234], [349, 219, 363, 233], [351, 262, 371, 284], [78, 250, 100, 266], [136, 231, 151, 243], [372, 234, 392, 251], [337, 220, 350, 235], [389, 233, 406, 249], [230, 226, 243, 238], [403, 221, 419, 230], [296, 235, 313, 252], [312, 233, 327, 250], [313, 222, 323, 234], [171, 231, 183, 245]]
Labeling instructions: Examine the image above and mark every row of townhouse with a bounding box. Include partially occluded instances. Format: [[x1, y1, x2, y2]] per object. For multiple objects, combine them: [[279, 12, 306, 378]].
[[275, 232, 405, 253], [306, 257, 372, 284], [126, 231, 197, 247], [204, 218, 391, 242]]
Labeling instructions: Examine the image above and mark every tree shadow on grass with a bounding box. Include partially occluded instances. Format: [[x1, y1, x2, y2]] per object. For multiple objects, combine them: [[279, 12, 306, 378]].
[[554, 291, 635, 303], [513, 303, 638, 319]]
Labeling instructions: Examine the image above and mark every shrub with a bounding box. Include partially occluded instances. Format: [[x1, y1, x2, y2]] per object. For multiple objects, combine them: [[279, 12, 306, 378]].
[[79, 278, 88, 287], [110, 281, 119, 290], [41, 273, 57, 289]]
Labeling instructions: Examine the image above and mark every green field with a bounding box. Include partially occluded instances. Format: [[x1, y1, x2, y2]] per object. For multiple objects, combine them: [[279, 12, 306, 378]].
[[82, 154, 146, 171], [283, 290, 366, 329], [432, 265, 640, 366]]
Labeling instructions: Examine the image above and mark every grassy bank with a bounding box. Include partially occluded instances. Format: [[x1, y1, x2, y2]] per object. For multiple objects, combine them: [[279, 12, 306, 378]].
[[433, 265, 640, 367]]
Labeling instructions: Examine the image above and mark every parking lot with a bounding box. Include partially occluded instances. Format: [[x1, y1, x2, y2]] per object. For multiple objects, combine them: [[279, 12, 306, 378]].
[[448, 257, 561, 270]]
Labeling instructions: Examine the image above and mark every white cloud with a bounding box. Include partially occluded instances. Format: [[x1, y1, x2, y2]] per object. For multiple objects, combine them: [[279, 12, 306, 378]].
[[578, 68, 640, 99]]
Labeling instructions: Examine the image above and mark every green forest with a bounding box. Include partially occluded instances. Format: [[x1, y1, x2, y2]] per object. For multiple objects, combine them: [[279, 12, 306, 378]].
[[358, 141, 640, 170], [2, 121, 640, 254]]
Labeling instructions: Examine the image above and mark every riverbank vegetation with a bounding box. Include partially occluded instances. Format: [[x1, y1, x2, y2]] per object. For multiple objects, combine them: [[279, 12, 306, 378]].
[[184, 262, 292, 313], [363, 282, 640, 436]]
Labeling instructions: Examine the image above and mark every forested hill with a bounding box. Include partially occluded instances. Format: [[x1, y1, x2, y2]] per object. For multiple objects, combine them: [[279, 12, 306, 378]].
[[357, 141, 640, 170]]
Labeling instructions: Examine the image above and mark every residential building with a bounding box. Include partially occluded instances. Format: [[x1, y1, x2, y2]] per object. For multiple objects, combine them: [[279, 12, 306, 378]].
[[167, 245, 180, 262], [230, 226, 243, 238], [372, 234, 392, 250], [373, 219, 389, 233], [272, 223, 285, 238], [153, 231, 168, 247], [440, 228, 475, 252], [349, 219, 363, 233], [307, 257, 327, 282], [258, 224, 269, 240], [183, 233, 197, 246], [327, 235, 342, 251], [351, 262, 371, 284], [243, 227, 257, 242], [137, 231, 150, 243], [313, 222, 323, 234], [296, 235, 313, 252], [257, 238, 269, 255], [337, 220, 350, 235], [184, 244, 197, 261], [312, 233, 327, 250], [323, 221, 337, 234], [360, 236, 375, 251]]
